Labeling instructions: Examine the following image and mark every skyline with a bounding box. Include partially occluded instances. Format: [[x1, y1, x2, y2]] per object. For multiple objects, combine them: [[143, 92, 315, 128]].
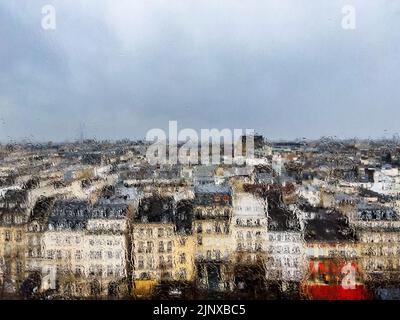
[[1, 0, 400, 142]]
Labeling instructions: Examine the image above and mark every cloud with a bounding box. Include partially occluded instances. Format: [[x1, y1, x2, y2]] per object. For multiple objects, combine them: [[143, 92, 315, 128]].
[[1, 0, 400, 142]]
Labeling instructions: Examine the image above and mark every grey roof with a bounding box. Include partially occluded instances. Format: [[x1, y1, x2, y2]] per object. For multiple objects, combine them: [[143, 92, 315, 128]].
[[268, 206, 301, 232], [194, 183, 231, 195], [136, 196, 174, 223], [193, 165, 216, 177], [91, 203, 129, 219], [304, 209, 356, 242], [48, 200, 90, 230]]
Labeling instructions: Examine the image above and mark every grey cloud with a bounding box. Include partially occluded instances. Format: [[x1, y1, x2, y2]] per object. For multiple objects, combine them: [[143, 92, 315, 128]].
[[0, 0, 399, 142]]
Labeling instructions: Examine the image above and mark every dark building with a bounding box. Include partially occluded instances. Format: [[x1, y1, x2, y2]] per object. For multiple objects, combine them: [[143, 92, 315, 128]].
[[48, 200, 91, 231], [135, 196, 174, 224]]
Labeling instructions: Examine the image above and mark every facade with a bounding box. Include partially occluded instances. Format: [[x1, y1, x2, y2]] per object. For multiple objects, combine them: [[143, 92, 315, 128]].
[[84, 203, 130, 296], [193, 184, 234, 292], [0, 188, 30, 295], [302, 209, 369, 300], [351, 203, 400, 297], [232, 192, 267, 263]]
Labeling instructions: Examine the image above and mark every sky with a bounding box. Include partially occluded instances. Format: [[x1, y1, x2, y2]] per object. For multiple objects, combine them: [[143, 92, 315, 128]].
[[0, 0, 400, 142]]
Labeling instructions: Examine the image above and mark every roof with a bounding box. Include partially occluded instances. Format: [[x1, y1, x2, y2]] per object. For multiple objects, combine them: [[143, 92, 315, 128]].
[[194, 183, 231, 195], [48, 200, 90, 230], [136, 196, 174, 223], [91, 203, 129, 219], [268, 206, 301, 232], [193, 165, 216, 177], [304, 210, 356, 242]]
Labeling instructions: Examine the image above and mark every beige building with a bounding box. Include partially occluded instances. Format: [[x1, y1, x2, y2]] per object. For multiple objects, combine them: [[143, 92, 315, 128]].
[[0, 188, 30, 296], [41, 201, 130, 297], [193, 185, 234, 292], [232, 192, 267, 264]]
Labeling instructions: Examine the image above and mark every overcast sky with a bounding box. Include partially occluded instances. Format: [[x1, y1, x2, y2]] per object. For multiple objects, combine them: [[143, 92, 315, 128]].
[[1, 0, 399, 142]]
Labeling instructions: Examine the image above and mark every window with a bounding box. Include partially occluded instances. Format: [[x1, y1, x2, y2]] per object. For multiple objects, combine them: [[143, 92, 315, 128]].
[[89, 266, 96, 275], [167, 241, 172, 253], [5, 230, 11, 241], [97, 265, 102, 276], [16, 261, 23, 274], [179, 253, 186, 264], [284, 246, 290, 254], [138, 241, 144, 253], [75, 250, 82, 260], [146, 241, 153, 253], [167, 255, 173, 268], [158, 241, 165, 253], [107, 251, 113, 259], [158, 228, 164, 238], [90, 251, 102, 259], [47, 250, 54, 259], [96, 251, 102, 259], [159, 255, 165, 267], [147, 257, 154, 269], [75, 266, 83, 276], [107, 265, 113, 276]]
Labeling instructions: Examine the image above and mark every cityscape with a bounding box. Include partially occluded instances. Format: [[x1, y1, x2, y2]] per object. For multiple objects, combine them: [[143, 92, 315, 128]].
[[1, 137, 400, 299], [1, 0, 400, 306]]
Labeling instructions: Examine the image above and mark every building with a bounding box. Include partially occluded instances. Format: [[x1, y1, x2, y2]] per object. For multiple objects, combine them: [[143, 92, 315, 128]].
[[0, 188, 30, 296], [193, 183, 234, 293], [302, 208, 369, 300], [84, 203, 131, 297], [352, 202, 400, 299]]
